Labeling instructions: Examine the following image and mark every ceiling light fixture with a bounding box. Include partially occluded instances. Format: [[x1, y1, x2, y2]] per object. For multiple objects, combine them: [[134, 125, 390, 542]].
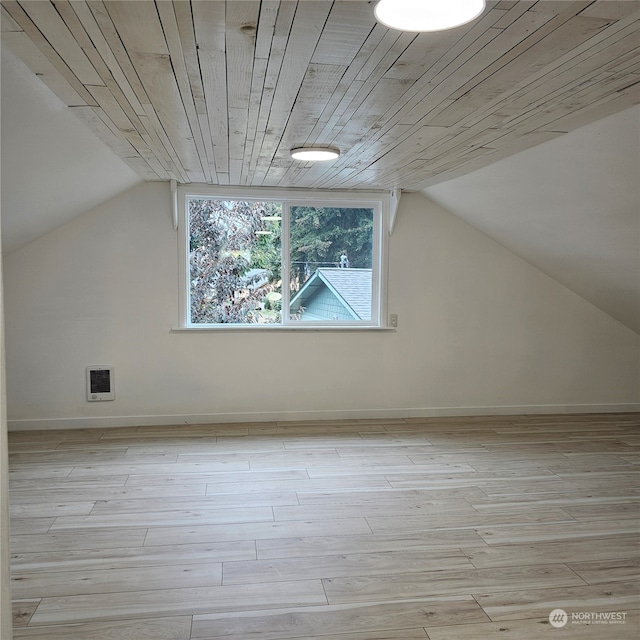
[[290, 146, 340, 161], [374, 0, 485, 32]]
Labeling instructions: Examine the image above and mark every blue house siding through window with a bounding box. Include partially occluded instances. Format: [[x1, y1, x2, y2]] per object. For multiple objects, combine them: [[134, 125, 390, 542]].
[[290, 268, 372, 321]]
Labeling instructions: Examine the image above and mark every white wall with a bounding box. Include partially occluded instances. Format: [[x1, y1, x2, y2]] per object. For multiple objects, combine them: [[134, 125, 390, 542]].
[[3, 183, 638, 429], [423, 105, 640, 334], [1, 44, 142, 254], [0, 209, 13, 638]]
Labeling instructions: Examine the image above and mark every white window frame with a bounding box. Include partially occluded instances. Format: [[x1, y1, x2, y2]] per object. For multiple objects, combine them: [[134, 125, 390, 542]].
[[177, 185, 390, 330]]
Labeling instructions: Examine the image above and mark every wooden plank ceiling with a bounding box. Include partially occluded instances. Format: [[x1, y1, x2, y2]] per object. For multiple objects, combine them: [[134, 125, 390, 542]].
[[2, 0, 639, 191]]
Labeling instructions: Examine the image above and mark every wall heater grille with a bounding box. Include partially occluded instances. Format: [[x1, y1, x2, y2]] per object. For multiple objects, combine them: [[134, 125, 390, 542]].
[[86, 366, 115, 401]]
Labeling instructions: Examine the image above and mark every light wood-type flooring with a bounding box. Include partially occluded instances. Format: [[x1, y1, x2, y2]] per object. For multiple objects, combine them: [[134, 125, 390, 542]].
[[8, 413, 640, 639]]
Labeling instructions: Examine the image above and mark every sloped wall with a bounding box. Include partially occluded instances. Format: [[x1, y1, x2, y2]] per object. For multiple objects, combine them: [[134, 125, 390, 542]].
[[3, 183, 638, 428]]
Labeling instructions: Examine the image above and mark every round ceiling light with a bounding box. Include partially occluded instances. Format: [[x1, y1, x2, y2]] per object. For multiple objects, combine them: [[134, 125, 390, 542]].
[[290, 146, 340, 161], [374, 0, 486, 32]]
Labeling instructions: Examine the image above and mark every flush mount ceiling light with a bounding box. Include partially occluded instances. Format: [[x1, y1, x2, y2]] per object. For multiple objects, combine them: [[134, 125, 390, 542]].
[[374, 0, 485, 32], [290, 146, 340, 161]]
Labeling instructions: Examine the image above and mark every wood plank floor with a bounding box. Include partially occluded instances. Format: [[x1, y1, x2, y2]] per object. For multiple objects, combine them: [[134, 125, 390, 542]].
[[8, 413, 640, 639]]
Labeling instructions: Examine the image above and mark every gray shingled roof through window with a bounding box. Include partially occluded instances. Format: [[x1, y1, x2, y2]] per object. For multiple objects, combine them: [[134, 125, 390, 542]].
[[316, 268, 372, 320]]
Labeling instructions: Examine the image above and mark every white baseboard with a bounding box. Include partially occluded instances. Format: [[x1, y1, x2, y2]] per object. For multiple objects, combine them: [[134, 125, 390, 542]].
[[7, 403, 640, 430]]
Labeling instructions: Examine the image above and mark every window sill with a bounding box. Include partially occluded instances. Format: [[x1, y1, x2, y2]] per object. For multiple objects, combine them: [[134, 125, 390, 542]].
[[170, 325, 397, 333]]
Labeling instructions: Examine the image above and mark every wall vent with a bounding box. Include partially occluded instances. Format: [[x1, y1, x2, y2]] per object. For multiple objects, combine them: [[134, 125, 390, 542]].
[[86, 366, 115, 402]]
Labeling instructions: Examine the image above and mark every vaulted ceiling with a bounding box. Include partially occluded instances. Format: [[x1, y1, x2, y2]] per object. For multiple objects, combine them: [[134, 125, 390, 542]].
[[1, 0, 638, 189], [1, 0, 639, 333]]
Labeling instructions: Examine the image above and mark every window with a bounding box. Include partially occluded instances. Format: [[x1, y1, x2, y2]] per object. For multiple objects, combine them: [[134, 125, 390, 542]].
[[178, 187, 388, 328]]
